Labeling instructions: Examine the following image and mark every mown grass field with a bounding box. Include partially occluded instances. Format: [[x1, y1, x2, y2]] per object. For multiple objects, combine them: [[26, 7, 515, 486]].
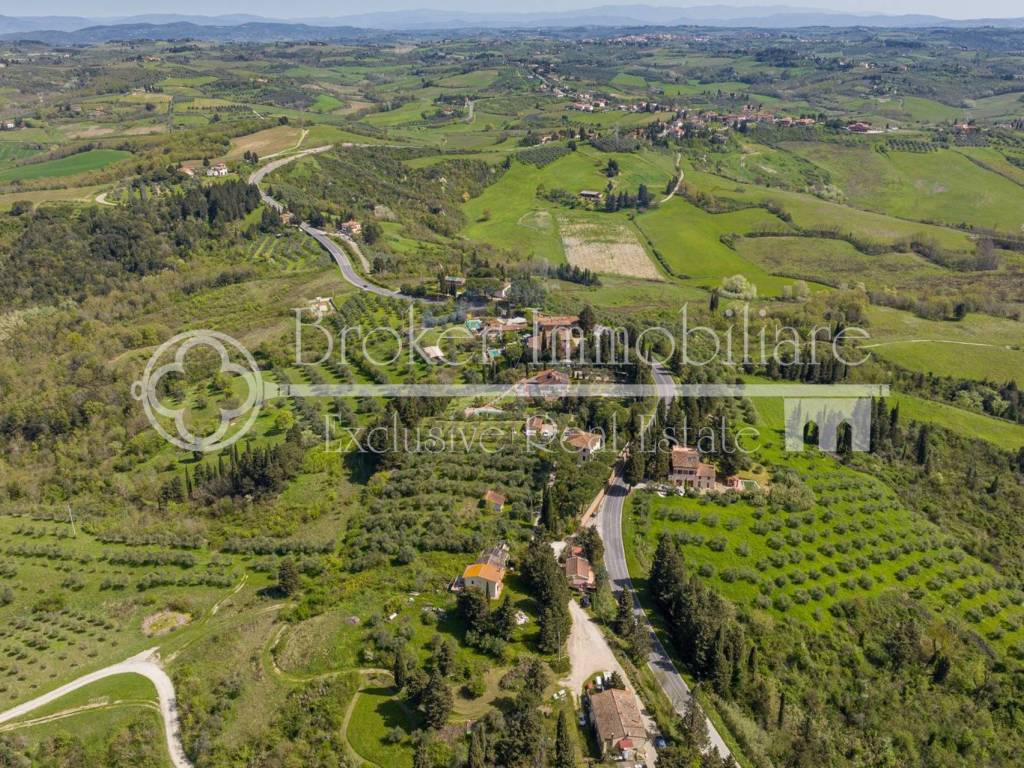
[[683, 162, 977, 252], [224, 125, 305, 160], [735, 235, 945, 288]]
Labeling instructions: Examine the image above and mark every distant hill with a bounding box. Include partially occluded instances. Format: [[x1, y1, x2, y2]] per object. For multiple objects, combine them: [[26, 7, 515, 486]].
[[2, 5, 1024, 43], [0, 22, 377, 45]]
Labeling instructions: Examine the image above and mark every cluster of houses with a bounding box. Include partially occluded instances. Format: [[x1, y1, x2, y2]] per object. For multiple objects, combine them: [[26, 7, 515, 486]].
[[661, 106, 816, 139], [523, 408, 604, 459]]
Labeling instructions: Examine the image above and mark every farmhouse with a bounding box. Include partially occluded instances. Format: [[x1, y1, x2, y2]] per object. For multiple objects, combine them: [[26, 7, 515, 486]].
[[460, 544, 510, 599], [669, 445, 717, 491], [588, 687, 649, 761], [564, 555, 596, 590], [846, 121, 872, 133], [524, 415, 557, 439], [207, 162, 229, 177], [483, 489, 506, 512], [579, 190, 602, 200], [563, 428, 604, 460], [442, 275, 466, 296], [462, 563, 504, 599], [339, 219, 362, 236]]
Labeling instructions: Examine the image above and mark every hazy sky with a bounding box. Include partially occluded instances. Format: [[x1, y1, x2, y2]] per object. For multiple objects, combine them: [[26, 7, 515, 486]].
[[4, 0, 1022, 20]]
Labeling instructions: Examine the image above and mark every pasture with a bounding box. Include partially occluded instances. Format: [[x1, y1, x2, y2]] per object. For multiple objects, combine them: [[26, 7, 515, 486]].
[[224, 125, 306, 160], [863, 305, 1024, 383]]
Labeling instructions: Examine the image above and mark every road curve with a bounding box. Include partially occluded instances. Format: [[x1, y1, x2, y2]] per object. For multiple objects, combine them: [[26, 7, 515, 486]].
[[595, 363, 737, 763], [301, 224, 400, 298], [248, 146, 428, 301], [0, 648, 192, 768]]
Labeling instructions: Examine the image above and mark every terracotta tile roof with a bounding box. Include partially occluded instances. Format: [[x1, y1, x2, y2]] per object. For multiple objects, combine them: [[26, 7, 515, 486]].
[[530, 369, 570, 386], [671, 445, 700, 470], [565, 556, 594, 581], [463, 563, 504, 583], [484, 489, 506, 506], [589, 688, 646, 745], [565, 429, 602, 451]]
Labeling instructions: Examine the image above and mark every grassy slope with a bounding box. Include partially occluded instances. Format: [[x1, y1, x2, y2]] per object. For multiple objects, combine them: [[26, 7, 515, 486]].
[[635, 198, 798, 294], [863, 305, 1024, 383], [785, 144, 1024, 232], [0, 149, 132, 182]]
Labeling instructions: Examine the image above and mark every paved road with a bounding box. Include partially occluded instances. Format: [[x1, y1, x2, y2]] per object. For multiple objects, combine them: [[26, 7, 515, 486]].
[[248, 146, 430, 301], [595, 363, 737, 763], [0, 648, 192, 768], [301, 224, 401, 298]]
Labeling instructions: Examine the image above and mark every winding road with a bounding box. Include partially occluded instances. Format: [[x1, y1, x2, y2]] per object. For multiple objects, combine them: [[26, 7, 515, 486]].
[[248, 145, 421, 299], [0, 648, 192, 768], [594, 363, 737, 763]]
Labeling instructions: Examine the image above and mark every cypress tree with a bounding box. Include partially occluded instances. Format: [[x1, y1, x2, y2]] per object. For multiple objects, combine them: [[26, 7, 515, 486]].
[[554, 710, 577, 768]]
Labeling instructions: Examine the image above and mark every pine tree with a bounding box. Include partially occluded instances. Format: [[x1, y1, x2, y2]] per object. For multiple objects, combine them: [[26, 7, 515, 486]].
[[413, 737, 431, 768], [624, 448, 646, 485], [392, 646, 411, 690], [457, 587, 490, 635], [915, 425, 930, 466], [467, 725, 487, 768], [554, 710, 577, 768]]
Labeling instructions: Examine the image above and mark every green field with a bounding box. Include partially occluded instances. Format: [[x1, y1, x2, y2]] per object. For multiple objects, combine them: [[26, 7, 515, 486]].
[[863, 306, 1024, 382], [0, 149, 132, 182], [635, 198, 797, 294], [683, 162, 978, 252], [736, 235, 945, 288], [785, 144, 1024, 233]]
